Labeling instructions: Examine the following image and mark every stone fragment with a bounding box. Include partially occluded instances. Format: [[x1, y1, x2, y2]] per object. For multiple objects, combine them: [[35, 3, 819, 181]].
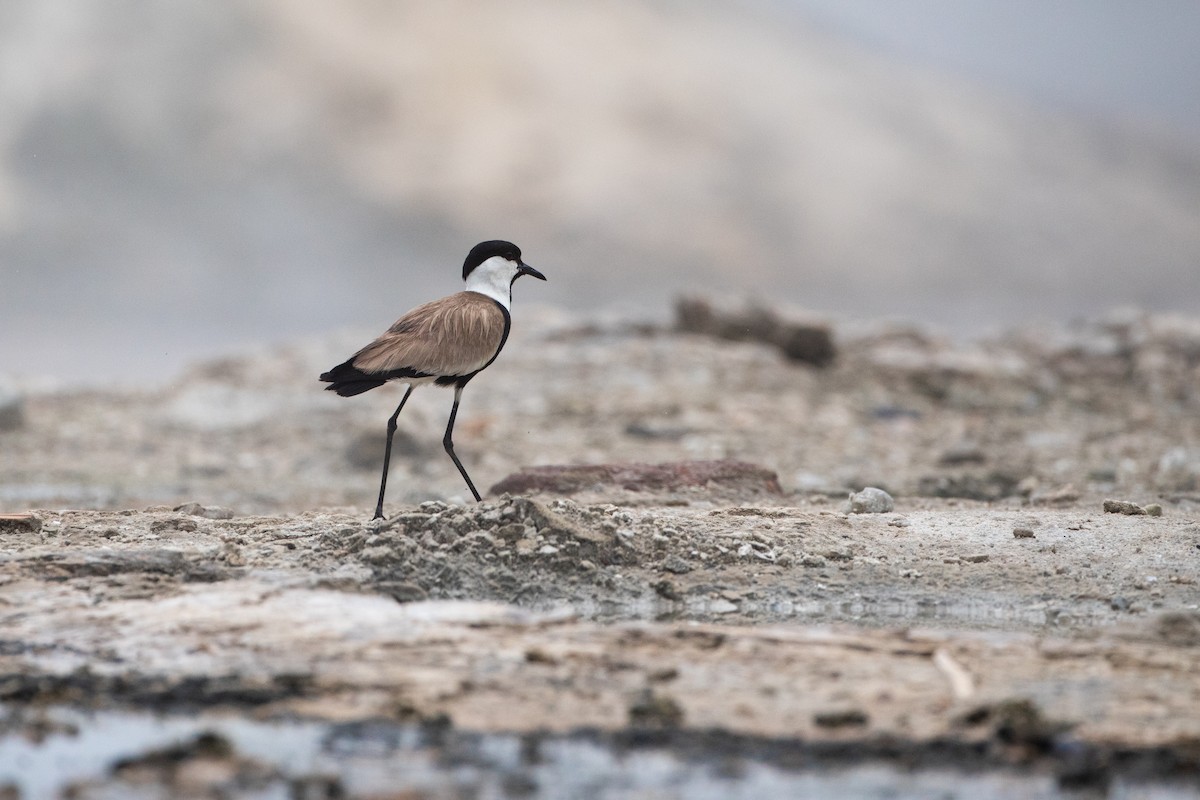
[[1144, 503, 1163, 517], [652, 579, 682, 601], [494, 523, 529, 543], [661, 555, 693, 574], [814, 709, 869, 728], [1103, 499, 1147, 516], [1013, 527, 1036, 539], [628, 690, 685, 729], [0, 513, 41, 534], [848, 487, 894, 514]]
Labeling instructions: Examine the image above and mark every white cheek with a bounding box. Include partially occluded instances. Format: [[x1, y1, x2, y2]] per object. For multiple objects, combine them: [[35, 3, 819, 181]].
[[464, 256, 519, 308]]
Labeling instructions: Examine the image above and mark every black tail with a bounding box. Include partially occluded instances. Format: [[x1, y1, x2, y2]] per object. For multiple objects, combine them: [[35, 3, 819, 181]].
[[320, 359, 387, 397]]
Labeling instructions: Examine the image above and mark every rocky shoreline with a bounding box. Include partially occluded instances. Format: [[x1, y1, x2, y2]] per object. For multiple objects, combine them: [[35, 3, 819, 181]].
[[2, 307, 1200, 797]]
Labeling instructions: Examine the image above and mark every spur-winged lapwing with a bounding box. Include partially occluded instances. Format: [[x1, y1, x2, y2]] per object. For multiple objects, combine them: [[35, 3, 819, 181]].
[[320, 240, 546, 518]]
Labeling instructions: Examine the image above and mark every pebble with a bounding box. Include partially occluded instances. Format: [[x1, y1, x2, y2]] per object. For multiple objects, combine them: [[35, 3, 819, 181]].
[[0, 513, 41, 534], [662, 555, 693, 574], [1144, 503, 1163, 517], [814, 709, 869, 728], [1102, 499, 1146, 516], [494, 523, 528, 543], [964, 554, 990, 563], [848, 487, 894, 514], [1013, 527, 1036, 539]]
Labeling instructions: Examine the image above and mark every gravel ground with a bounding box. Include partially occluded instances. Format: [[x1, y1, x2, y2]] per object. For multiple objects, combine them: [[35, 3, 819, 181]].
[[2, 305, 1200, 797]]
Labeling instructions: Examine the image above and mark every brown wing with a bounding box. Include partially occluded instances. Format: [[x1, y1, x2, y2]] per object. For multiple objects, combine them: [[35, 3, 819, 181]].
[[351, 292, 508, 377]]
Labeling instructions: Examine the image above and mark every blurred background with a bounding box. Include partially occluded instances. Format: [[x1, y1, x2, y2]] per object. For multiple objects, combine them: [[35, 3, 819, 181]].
[[1, 0, 1198, 387]]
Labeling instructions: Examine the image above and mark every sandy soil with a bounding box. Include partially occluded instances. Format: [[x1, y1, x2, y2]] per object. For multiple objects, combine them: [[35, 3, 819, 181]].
[[2, 305, 1200, 797]]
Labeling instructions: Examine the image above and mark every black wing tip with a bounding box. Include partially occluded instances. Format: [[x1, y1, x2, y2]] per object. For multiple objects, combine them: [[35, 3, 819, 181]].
[[320, 359, 435, 396], [320, 359, 386, 397], [324, 380, 387, 397]]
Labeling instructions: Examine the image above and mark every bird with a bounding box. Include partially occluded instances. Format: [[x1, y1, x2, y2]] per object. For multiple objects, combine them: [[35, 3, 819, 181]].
[[320, 240, 546, 519]]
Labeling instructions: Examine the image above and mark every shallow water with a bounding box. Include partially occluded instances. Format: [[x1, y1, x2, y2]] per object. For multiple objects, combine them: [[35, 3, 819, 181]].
[[2, 707, 1196, 800], [563, 593, 1118, 633]]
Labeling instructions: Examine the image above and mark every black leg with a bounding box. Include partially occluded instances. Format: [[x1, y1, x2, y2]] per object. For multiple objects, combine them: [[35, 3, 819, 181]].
[[443, 385, 483, 502], [374, 385, 415, 520]]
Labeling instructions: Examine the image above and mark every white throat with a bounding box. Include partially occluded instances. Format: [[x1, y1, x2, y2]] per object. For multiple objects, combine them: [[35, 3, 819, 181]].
[[463, 255, 519, 309]]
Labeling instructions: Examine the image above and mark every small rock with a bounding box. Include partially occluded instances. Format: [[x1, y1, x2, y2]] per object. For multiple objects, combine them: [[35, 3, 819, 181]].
[[964, 554, 991, 563], [800, 555, 826, 568], [814, 709, 869, 728], [0, 513, 41, 534], [628, 690, 685, 729], [537, 544, 559, 555], [494, 523, 529, 543], [848, 487, 894, 514], [990, 698, 1068, 748], [524, 647, 556, 664], [173, 503, 235, 520], [1144, 503, 1163, 517], [661, 555, 693, 574], [1103, 499, 1147, 516], [1013, 527, 1036, 539], [1110, 596, 1130, 612], [652, 579, 682, 601]]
